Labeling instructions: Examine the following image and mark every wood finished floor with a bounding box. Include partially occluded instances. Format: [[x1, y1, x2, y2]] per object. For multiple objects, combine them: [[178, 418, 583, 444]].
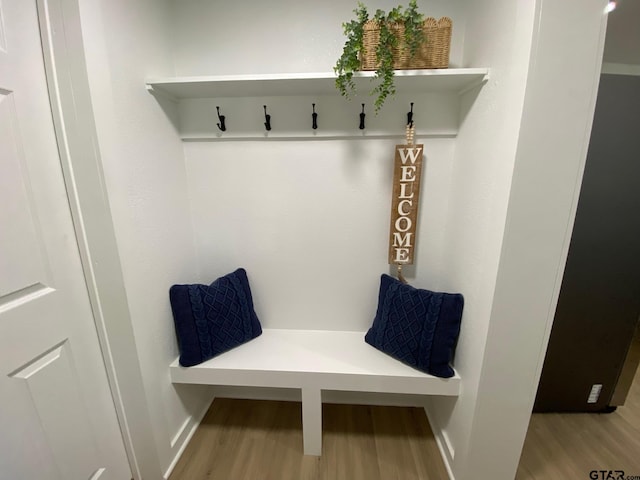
[[168, 400, 449, 480], [517, 364, 640, 479], [170, 367, 639, 480]]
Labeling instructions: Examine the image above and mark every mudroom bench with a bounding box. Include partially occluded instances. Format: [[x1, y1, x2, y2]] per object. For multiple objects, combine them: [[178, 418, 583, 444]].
[[170, 328, 461, 456]]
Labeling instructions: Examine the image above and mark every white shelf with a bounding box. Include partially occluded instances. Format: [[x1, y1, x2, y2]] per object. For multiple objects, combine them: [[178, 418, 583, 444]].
[[146, 68, 489, 99], [170, 328, 460, 396]]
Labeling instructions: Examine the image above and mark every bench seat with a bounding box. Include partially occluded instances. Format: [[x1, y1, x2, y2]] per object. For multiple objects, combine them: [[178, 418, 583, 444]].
[[170, 328, 460, 455]]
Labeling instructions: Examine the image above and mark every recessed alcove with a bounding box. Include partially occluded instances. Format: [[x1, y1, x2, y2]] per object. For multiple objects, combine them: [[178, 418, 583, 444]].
[[142, 4, 487, 466], [69, 0, 606, 477]]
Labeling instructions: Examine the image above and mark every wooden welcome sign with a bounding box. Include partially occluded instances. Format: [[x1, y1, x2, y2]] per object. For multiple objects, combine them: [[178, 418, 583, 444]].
[[388, 136, 424, 265]]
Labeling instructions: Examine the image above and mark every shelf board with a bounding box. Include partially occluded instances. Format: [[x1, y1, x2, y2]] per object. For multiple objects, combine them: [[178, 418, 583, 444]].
[[146, 68, 489, 99], [170, 328, 460, 396]]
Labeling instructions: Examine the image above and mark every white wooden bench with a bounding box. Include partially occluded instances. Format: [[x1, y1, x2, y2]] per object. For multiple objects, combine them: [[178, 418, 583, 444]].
[[170, 328, 461, 455]]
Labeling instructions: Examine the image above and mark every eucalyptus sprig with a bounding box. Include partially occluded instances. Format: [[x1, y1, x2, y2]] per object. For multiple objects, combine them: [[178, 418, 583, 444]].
[[334, 2, 369, 99], [373, 7, 401, 112], [404, 0, 425, 57], [334, 0, 427, 112]]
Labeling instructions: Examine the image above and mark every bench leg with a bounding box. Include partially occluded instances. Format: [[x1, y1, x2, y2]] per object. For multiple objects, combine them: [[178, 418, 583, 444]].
[[301, 387, 322, 456]]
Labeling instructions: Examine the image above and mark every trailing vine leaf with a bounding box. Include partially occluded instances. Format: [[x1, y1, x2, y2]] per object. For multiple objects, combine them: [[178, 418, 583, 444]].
[[335, 0, 429, 112], [334, 3, 369, 99], [373, 12, 398, 112], [404, 0, 425, 57]]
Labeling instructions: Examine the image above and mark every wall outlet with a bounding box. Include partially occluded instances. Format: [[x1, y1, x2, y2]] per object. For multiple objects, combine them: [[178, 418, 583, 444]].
[[587, 384, 603, 403]]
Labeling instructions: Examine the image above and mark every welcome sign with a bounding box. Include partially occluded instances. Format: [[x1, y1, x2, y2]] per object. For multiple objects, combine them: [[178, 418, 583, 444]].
[[388, 144, 424, 265]]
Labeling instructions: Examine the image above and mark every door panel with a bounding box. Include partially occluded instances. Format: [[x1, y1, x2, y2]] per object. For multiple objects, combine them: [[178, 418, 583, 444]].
[[9, 342, 101, 480], [0, 90, 50, 296], [0, 0, 131, 478]]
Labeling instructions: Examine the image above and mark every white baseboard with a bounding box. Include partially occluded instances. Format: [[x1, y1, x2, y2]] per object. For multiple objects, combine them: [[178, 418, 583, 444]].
[[163, 397, 213, 480], [424, 404, 456, 480], [169, 416, 191, 450]]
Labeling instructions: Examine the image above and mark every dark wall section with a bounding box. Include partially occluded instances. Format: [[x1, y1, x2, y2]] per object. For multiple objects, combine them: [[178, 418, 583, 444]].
[[535, 74, 640, 412]]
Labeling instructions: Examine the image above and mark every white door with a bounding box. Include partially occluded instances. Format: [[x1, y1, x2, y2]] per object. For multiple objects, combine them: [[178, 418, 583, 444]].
[[0, 1, 132, 479]]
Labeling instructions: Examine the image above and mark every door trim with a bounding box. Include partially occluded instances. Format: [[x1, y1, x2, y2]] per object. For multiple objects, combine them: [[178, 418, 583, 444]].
[[36, 0, 161, 478]]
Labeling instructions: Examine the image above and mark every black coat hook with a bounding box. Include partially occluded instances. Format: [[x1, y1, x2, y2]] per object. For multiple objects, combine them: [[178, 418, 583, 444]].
[[263, 105, 272, 131], [407, 102, 414, 127], [359, 104, 366, 130], [216, 106, 226, 132], [312, 104, 318, 130]]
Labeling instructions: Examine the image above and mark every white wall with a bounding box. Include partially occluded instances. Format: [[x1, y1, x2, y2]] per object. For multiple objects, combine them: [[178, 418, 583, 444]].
[[425, 0, 537, 476], [465, 1, 606, 478], [171, 0, 467, 75], [426, 0, 607, 479], [173, 0, 470, 311], [77, 0, 212, 475], [175, 0, 466, 331], [184, 138, 455, 331]]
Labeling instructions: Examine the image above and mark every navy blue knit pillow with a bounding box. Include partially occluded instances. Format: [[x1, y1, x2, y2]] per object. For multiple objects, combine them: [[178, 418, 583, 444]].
[[169, 268, 262, 367], [365, 274, 464, 378]]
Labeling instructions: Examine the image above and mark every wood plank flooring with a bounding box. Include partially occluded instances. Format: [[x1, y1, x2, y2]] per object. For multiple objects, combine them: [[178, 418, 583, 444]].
[[169, 400, 449, 480], [517, 364, 640, 479], [170, 366, 639, 480]]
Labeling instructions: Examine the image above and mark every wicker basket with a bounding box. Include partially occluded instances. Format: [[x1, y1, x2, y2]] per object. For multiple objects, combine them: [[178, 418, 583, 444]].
[[361, 17, 452, 70]]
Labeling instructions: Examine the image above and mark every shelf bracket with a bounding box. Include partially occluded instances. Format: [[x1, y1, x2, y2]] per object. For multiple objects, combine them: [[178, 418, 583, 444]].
[[145, 84, 178, 103], [457, 70, 490, 96]]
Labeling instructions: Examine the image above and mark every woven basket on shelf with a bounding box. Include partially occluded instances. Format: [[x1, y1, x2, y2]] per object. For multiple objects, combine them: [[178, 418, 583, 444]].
[[360, 17, 452, 70]]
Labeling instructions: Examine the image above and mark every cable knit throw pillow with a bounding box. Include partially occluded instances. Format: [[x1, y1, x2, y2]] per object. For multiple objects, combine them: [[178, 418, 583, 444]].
[[169, 268, 262, 367], [365, 274, 464, 378]]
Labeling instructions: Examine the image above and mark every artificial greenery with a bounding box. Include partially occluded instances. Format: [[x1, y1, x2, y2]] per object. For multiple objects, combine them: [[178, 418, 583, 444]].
[[334, 1, 425, 112]]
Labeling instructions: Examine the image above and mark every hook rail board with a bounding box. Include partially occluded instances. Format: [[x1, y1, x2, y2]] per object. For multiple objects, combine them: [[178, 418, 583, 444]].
[[146, 69, 489, 140], [175, 93, 460, 140], [169, 328, 460, 455]]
